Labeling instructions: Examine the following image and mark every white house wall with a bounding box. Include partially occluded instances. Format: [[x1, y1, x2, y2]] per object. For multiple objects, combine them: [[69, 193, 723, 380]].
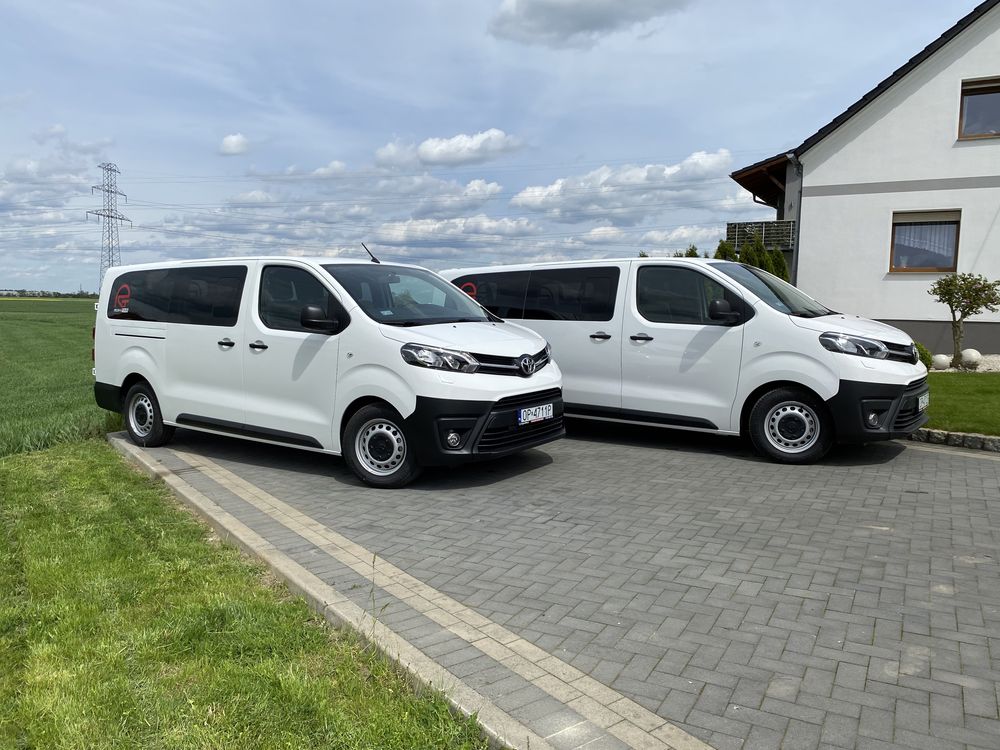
[[795, 3, 1000, 330]]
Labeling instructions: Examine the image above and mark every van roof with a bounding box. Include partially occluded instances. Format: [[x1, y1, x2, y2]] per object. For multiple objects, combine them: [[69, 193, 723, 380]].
[[440, 256, 725, 277], [106, 256, 430, 273]]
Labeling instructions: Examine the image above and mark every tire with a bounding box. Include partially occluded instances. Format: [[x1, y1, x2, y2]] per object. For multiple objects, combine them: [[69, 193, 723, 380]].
[[343, 404, 422, 488], [123, 382, 175, 448], [748, 387, 833, 464]]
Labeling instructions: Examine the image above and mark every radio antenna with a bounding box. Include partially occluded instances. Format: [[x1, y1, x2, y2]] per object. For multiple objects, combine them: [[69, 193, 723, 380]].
[[361, 242, 380, 264]]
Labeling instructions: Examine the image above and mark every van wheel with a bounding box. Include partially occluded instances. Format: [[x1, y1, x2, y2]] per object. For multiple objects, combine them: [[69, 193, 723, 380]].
[[343, 405, 422, 488], [749, 387, 833, 464], [123, 382, 175, 448]]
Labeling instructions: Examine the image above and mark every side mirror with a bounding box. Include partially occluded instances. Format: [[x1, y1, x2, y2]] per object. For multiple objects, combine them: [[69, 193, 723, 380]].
[[708, 299, 741, 325], [300, 304, 338, 333]]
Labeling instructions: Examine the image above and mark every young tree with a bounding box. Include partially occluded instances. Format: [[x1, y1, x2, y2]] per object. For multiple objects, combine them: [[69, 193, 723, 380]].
[[684, 244, 700, 258], [767, 248, 790, 281], [638, 250, 650, 258], [713, 239, 737, 261], [739, 233, 766, 270], [928, 273, 1000, 368]]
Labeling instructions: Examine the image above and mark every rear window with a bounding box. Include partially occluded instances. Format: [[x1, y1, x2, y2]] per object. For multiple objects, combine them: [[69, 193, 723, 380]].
[[107, 266, 248, 327]]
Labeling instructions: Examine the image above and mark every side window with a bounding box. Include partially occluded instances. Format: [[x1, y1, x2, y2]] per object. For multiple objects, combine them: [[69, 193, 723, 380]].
[[637, 266, 742, 325], [107, 266, 246, 326], [260, 266, 346, 333], [523, 267, 619, 321], [452, 271, 529, 319]]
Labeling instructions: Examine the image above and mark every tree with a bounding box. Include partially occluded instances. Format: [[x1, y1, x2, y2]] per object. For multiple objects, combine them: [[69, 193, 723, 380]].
[[928, 273, 1000, 368], [739, 233, 766, 270], [713, 239, 737, 261], [767, 248, 790, 281], [684, 244, 699, 258], [638, 250, 649, 258]]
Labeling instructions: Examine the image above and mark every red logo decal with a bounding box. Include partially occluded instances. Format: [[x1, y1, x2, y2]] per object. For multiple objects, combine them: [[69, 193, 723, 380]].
[[460, 282, 477, 299], [114, 284, 131, 309]]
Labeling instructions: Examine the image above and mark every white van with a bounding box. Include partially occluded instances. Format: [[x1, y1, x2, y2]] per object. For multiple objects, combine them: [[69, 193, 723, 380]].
[[94, 257, 564, 487], [443, 258, 929, 463]]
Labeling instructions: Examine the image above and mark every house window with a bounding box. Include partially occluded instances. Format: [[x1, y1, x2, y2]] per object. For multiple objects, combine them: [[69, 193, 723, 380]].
[[890, 211, 960, 272], [960, 79, 1000, 139]]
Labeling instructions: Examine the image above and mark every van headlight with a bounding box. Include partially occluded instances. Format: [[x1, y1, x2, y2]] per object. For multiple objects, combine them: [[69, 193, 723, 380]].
[[400, 343, 479, 373], [819, 332, 889, 359]]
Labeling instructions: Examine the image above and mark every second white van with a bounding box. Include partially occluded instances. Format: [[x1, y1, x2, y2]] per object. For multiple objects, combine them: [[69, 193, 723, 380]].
[[94, 257, 564, 487], [444, 258, 929, 464]]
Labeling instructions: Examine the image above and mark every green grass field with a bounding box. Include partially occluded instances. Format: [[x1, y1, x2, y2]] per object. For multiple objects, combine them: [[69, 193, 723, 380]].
[[0, 298, 119, 457], [0, 440, 487, 749], [925, 371, 1000, 435]]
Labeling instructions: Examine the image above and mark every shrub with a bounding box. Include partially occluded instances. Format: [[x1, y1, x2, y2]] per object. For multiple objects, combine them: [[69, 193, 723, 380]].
[[915, 342, 932, 370]]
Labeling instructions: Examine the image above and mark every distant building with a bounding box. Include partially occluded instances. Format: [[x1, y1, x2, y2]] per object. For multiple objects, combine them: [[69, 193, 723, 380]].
[[730, 0, 1000, 352]]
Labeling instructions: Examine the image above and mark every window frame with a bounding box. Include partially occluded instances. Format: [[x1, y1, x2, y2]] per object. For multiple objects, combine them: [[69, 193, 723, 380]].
[[958, 77, 1000, 141], [522, 266, 621, 322], [258, 264, 349, 334], [635, 264, 747, 326], [106, 265, 248, 327], [888, 211, 961, 274]]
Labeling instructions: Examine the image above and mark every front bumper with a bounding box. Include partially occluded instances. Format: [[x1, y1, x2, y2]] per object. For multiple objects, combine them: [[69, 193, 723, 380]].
[[826, 377, 929, 443], [405, 387, 565, 466]]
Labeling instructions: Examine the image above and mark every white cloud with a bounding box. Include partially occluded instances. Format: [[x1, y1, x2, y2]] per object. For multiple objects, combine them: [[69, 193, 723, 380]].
[[510, 148, 733, 226], [640, 225, 723, 247], [312, 159, 347, 176], [416, 128, 521, 166], [489, 0, 690, 49], [231, 190, 274, 203], [374, 214, 541, 246], [219, 133, 249, 155], [413, 178, 503, 219], [375, 129, 521, 168], [375, 139, 419, 168]]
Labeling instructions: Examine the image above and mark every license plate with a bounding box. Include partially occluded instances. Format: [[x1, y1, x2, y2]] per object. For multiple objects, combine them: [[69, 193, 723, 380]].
[[918, 392, 929, 412], [519, 403, 553, 425]]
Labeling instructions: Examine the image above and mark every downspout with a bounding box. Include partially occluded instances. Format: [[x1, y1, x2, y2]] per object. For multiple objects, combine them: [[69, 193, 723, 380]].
[[785, 152, 804, 285]]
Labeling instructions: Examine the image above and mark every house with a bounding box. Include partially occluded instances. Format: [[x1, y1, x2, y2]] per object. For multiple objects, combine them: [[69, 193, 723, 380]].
[[730, 0, 1000, 353]]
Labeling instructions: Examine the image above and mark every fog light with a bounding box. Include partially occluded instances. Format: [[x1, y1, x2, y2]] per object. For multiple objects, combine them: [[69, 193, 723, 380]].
[[866, 411, 881, 427], [445, 430, 462, 448]]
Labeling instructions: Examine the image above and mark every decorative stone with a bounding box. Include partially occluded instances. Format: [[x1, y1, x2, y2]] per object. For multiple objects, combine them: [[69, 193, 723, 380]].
[[927, 430, 947, 444], [931, 354, 951, 370], [983, 436, 1000, 452], [962, 434, 985, 450], [909, 429, 928, 442], [946, 432, 965, 447], [961, 349, 982, 368]]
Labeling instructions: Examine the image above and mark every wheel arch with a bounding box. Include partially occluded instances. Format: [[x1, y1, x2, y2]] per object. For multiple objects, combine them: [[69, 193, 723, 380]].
[[739, 380, 828, 438]]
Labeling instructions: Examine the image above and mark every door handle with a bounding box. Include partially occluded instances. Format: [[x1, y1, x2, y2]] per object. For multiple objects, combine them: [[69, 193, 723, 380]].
[[589, 332, 612, 341], [217, 338, 235, 348], [630, 333, 654, 342], [249, 341, 268, 351]]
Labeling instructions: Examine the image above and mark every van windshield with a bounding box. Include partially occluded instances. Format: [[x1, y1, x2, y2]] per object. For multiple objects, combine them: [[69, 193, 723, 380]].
[[322, 264, 492, 326], [710, 262, 834, 318]]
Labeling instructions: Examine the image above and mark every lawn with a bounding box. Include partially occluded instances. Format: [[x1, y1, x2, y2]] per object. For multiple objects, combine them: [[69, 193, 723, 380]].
[[0, 297, 119, 457], [0, 440, 487, 749], [925, 371, 1000, 435]]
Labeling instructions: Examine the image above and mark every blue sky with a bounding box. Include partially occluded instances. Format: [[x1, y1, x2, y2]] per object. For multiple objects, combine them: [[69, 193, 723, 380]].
[[0, 0, 983, 291]]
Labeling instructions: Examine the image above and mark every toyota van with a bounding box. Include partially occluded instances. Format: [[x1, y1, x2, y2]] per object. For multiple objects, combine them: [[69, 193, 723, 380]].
[[444, 258, 928, 464], [94, 258, 564, 487]]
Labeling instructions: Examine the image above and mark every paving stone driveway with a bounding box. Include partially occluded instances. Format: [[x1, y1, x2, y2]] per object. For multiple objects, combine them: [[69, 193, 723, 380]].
[[142, 423, 1000, 750]]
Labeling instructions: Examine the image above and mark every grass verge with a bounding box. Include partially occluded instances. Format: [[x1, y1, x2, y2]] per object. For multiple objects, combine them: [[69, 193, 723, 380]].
[[0, 440, 487, 750], [926, 372, 1000, 435], [0, 298, 120, 457]]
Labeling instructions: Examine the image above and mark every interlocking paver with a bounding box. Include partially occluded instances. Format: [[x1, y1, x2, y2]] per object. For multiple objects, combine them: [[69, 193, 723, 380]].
[[138, 423, 1000, 749]]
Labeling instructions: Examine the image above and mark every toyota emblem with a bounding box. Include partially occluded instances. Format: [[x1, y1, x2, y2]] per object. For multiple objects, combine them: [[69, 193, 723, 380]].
[[518, 354, 536, 376]]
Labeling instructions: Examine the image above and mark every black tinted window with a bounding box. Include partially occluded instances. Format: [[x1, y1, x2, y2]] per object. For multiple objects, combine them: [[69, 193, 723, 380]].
[[260, 266, 347, 333], [523, 267, 619, 321], [637, 266, 743, 325], [451, 271, 529, 319], [107, 266, 247, 326]]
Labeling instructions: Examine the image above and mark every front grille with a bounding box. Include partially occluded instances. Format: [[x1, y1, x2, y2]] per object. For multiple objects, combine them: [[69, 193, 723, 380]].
[[474, 347, 549, 376], [495, 387, 562, 409], [884, 341, 918, 364], [892, 376, 928, 431], [477, 415, 564, 452]]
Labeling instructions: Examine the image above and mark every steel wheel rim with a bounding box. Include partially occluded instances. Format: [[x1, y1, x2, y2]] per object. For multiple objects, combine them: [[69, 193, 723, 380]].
[[355, 418, 406, 476], [129, 393, 155, 438], [764, 401, 819, 454]]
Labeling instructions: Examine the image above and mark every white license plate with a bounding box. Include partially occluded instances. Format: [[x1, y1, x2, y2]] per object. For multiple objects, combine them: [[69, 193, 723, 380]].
[[918, 392, 930, 412], [519, 403, 553, 425]]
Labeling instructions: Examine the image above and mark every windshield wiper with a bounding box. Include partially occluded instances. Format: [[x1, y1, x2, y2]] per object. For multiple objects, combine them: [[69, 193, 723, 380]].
[[433, 317, 486, 324], [379, 320, 426, 327]]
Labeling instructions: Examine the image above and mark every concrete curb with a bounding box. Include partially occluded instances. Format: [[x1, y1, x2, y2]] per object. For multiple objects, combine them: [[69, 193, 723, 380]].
[[909, 428, 1000, 452], [107, 434, 554, 750]]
